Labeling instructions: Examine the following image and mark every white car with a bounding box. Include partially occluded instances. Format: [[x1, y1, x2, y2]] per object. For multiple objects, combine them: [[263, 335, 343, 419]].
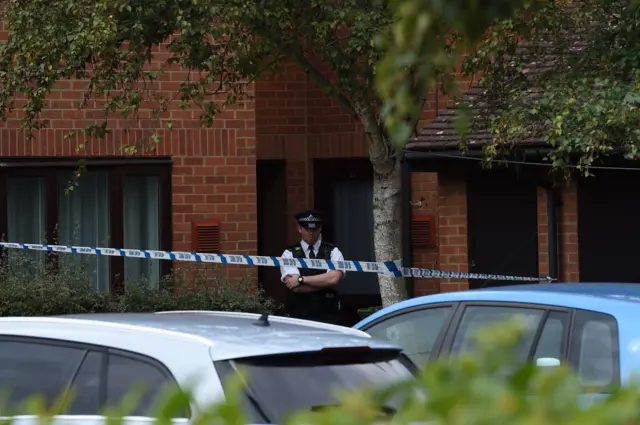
[[0, 311, 416, 424]]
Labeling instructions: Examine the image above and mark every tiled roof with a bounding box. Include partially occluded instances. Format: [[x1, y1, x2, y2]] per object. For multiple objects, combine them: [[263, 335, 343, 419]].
[[407, 23, 587, 152], [406, 84, 547, 152]]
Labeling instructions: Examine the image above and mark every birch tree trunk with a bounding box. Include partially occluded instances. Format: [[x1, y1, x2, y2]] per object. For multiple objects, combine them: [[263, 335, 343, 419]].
[[372, 155, 407, 307], [352, 101, 408, 307]]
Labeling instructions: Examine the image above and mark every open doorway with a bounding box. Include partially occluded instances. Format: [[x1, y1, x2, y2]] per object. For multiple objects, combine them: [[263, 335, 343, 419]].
[[313, 158, 381, 326], [578, 171, 640, 282], [257, 160, 288, 310], [466, 170, 539, 289]]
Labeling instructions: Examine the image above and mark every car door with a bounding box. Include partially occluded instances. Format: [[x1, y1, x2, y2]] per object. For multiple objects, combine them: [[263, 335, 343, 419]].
[[440, 302, 572, 367], [358, 303, 458, 367], [0, 336, 189, 417]]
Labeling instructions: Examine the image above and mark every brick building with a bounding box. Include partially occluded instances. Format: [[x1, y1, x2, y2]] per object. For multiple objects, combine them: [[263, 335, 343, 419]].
[[404, 85, 640, 301], [0, 28, 634, 321]]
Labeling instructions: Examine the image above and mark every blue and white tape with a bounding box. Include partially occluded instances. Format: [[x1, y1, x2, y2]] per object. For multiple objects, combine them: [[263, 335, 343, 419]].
[[0, 242, 553, 282]]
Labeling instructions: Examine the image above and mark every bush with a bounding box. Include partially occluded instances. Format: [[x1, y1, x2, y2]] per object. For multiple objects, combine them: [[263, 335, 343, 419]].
[[0, 250, 281, 316]]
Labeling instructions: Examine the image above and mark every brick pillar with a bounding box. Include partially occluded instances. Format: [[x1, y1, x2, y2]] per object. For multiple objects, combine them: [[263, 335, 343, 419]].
[[537, 187, 550, 277], [559, 181, 579, 281], [410, 172, 439, 296], [437, 173, 469, 292]]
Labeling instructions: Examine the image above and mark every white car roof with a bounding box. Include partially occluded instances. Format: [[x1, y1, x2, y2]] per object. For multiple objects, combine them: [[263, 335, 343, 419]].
[[0, 311, 402, 361]]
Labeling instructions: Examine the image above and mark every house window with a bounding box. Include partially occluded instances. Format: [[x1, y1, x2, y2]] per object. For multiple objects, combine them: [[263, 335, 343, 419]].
[[6, 176, 47, 271], [57, 170, 111, 291], [0, 159, 172, 292], [123, 175, 161, 286]]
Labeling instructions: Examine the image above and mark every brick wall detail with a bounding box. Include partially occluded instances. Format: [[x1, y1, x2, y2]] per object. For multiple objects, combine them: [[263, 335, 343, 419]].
[[437, 174, 469, 292], [559, 181, 580, 282]]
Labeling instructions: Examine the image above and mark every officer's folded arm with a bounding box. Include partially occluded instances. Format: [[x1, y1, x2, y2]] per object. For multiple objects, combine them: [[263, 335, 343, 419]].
[[296, 246, 345, 288], [298, 270, 343, 287]]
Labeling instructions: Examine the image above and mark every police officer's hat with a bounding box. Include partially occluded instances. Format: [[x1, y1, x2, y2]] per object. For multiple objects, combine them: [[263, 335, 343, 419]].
[[295, 209, 323, 229]]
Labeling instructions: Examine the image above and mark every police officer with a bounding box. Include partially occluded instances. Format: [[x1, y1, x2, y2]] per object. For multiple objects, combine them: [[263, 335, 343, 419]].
[[279, 209, 345, 324]]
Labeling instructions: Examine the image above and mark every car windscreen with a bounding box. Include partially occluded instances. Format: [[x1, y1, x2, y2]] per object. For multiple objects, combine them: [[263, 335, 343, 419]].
[[214, 348, 415, 424]]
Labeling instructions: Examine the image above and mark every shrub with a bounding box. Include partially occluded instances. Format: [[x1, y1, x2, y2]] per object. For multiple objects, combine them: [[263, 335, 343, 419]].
[[0, 250, 281, 316]]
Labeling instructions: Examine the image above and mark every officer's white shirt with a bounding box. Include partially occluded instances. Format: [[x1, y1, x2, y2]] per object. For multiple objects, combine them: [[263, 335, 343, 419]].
[[280, 238, 345, 282]]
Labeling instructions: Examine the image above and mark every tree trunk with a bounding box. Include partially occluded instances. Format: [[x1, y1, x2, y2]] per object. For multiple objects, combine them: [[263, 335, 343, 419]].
[[350, 100, 407, 308], [372, 155, 407, 307]]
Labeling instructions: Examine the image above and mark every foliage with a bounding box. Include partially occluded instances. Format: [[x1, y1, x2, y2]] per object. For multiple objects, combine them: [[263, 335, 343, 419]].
[[5, 319, 640, 425], [0, 250, 280, 316], [0, 0, 399, 171], [374, 0, 534, 144], [461, 0, 640, 174]]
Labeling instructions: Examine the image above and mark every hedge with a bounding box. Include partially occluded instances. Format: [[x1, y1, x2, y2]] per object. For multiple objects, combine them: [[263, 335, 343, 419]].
[[0, 250, 281, 316]]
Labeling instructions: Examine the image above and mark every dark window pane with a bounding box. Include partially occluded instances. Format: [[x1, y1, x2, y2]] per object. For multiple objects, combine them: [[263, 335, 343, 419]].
[[67, 351, 102, 414], [365, 307, 452, 366], [0, 341, 85, 411], [106, 354, 173, 416]]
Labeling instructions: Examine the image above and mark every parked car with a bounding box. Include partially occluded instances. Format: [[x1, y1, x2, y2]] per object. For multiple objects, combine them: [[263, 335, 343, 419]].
[[354, 283, 640, 393], [0, 311, 416, 424]]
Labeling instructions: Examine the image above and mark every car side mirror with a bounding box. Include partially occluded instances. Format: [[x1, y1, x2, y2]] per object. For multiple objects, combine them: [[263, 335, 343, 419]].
[[536, 357, 561, 368]]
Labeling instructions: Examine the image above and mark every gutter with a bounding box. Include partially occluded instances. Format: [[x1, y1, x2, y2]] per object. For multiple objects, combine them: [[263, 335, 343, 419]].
[[402, 147, 556, 162]]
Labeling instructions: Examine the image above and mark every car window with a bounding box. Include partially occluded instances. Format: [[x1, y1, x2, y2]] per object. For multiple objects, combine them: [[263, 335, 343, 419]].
[[214, 349, 415, 424], [106, 353, 178, 416], [450, 305, 546, 362], [364, 306, 453, 366], [569, 310, 619, 389], [67, 350, 102, 414], [0, 340, 86, 411], [533, 310, 569, 362]]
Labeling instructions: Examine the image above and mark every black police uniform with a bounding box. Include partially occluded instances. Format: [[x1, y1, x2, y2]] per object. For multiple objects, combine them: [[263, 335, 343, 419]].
[[282, 210, 342, 325]]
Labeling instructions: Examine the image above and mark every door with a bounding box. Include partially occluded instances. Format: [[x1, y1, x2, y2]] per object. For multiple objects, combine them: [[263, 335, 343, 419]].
[[578, 171, 640, 282], [467, 171, 539, 289], [0, 336, 188, 416], [313, 158, 380, 325], [257, 160, 288, 308]]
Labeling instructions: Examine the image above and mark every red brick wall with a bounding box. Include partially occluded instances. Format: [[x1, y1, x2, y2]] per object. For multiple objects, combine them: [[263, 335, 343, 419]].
[[0, 33, 259, 279], [537, 187, 550, 277], [409, 173, 582, 295], [410, 172, 440, 296], [437, 173, 469, 292], [559, 181, 580, 281]]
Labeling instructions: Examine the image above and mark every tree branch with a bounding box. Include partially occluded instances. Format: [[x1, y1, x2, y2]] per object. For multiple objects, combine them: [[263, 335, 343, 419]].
[[409, 70, 430, 138], [287, 47, 356, 115]]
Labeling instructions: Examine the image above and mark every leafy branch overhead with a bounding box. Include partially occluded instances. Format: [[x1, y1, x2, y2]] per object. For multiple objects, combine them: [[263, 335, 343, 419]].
[[0, 0, 509, 165], [375, 0, 534, 146], [460, 0, 640, 173], [0, 0, 398, 159]]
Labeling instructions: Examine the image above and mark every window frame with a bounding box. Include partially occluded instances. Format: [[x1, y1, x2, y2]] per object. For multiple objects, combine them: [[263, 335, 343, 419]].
[[359, 302, 460, 363], [0, 334, 188, 417], [0, 157, 173, 293], [438, 301, 574, 362]]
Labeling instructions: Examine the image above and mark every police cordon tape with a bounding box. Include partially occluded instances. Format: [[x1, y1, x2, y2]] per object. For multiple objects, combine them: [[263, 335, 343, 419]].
[[0, 242, 554, 282]]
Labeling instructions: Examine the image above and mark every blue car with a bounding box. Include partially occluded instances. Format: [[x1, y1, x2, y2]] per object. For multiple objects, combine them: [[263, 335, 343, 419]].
[[354, 283, 640, 392]]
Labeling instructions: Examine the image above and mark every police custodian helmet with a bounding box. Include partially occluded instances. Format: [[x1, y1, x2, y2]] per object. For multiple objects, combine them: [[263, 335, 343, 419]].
[[295, 210, 323, 229]]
